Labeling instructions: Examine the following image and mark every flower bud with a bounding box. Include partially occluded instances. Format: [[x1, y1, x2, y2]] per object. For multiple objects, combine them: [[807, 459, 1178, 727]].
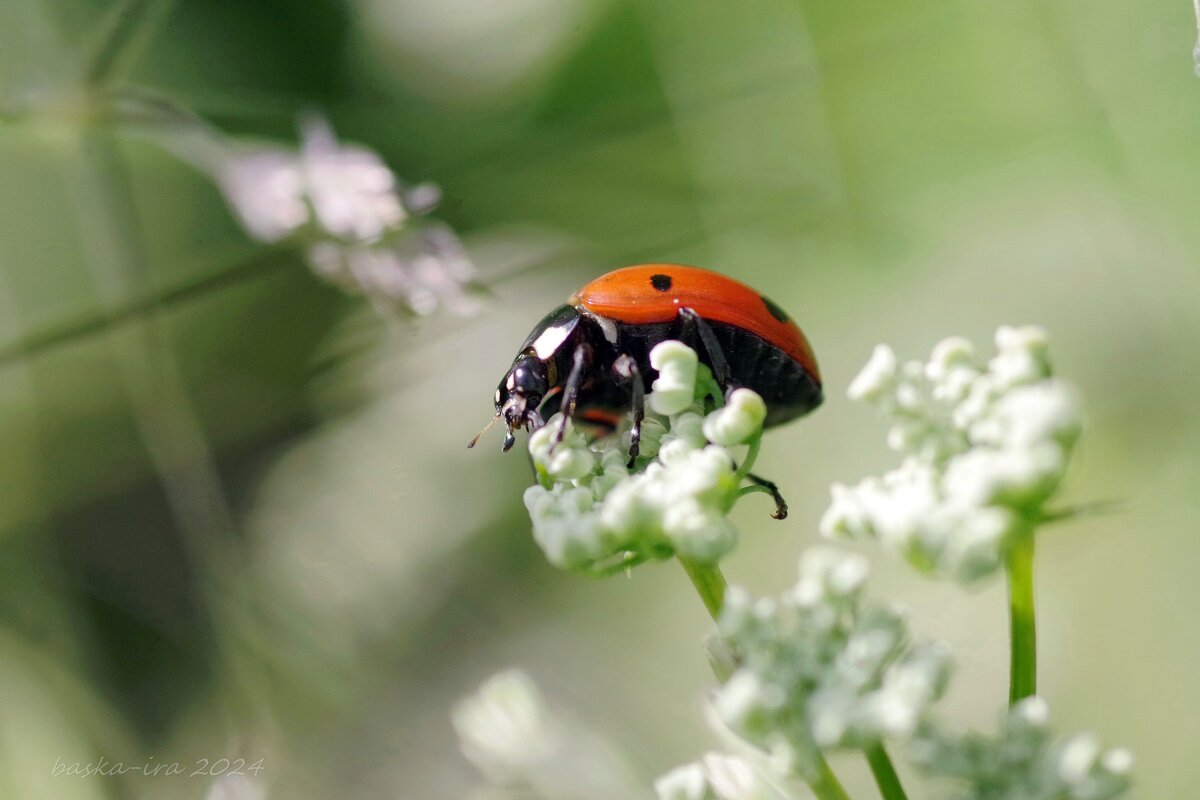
[[848, 345, 897, 402], [703, 389, 768, 446], [650, 341, 700, 415]]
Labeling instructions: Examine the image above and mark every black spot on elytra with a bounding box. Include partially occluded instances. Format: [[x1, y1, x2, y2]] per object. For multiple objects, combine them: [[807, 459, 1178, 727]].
[[761, 295, 790, 323], [650, 273, 673, 292]]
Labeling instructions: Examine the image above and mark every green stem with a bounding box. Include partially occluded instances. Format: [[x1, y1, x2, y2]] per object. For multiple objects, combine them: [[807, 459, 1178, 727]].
[[865, 743, 909, 800], [677, 558, 728, 621], [1006, 534, 1037, 704], [809, 752, 853, 800], [733, 432, 762, 483]]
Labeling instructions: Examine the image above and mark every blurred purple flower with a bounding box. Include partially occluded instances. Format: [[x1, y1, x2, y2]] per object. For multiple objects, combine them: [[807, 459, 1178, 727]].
[[214, 116, 479, 317]]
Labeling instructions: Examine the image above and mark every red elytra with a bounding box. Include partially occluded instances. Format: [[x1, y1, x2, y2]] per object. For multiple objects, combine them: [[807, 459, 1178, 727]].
[[571, 264, 820, 382]]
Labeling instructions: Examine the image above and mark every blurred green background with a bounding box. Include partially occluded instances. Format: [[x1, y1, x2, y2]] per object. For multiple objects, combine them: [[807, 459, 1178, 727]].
[[1, 0, 1198, 798]]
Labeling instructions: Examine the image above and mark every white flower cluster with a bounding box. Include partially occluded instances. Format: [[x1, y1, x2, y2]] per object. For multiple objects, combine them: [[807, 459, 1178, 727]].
[[215, 117, 479, 316], [655, 752, 800, 800], [205, 774, 267, 800], [910, 697, 1133, 800], [713, 547, 951, 777], [452, 669, 559, 782], [453, 670, 646, 800], [821, 327, 1082, 582], [523, 342, 772, 572]]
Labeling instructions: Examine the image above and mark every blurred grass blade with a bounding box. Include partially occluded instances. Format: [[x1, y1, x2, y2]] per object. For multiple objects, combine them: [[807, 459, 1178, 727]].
[[1040, 500, 1127, 526], [72, 127, 237, 547], [0, 247, 290, 367], [84, 0, 174, 88]]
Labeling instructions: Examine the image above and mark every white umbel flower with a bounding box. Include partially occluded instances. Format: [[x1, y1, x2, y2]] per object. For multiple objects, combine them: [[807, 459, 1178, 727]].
[[453, 669, 557, 779], [713, 547, 951, 776], [529, 420, 598, 481], [822, 327, 1082, 583], [453, 670, 647, 800], [523, 343, 777, 573], [909, 697, 1133, 800]]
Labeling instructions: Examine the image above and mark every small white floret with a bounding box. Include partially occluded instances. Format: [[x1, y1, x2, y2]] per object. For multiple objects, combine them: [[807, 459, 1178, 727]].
[[848, 345, 898, 402], [650, 341, 701, 415], [703, 389, 768, 446]]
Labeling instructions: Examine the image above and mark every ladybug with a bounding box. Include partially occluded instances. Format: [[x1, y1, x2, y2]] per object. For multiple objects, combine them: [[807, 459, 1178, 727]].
[[470, 264, 822, 513]]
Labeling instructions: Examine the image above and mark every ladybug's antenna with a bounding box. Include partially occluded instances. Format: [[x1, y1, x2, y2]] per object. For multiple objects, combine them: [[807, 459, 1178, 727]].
[[467, 413, 502, 449]]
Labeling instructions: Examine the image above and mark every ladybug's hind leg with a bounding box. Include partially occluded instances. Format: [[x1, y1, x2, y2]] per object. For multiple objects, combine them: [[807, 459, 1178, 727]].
[[678, 307, 733, 393], [550, 342, 593, 453], [746, 473, 789, 520], [612, 354, 644, 467]]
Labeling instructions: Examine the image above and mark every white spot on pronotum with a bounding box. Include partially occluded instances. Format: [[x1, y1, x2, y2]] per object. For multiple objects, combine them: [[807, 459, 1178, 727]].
[[531, 325, 571, 359], [588, 314, 618, 344]]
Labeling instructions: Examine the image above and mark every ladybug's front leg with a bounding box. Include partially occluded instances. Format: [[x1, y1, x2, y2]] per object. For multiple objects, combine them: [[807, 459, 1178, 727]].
[[550, 342, 593, 452], [612, 354, 644, 467], [746, 473, 788, 520], [677, 307, 733, 393]]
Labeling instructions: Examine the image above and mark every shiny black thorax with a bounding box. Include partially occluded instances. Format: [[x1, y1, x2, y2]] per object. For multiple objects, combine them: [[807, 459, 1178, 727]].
[[507, 304, 822, 428]]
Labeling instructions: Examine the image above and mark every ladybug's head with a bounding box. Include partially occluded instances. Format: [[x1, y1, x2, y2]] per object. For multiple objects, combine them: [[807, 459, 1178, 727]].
[[492, 354, 549, 452], [470, 305, 581, 453]]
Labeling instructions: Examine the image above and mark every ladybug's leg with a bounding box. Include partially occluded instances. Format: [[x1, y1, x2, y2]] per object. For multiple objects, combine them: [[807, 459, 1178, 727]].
[[612, 354, 644, 466], [678, 307, 732, 390], [551, 342, 593, 451], [747, 472, 789, 520]]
